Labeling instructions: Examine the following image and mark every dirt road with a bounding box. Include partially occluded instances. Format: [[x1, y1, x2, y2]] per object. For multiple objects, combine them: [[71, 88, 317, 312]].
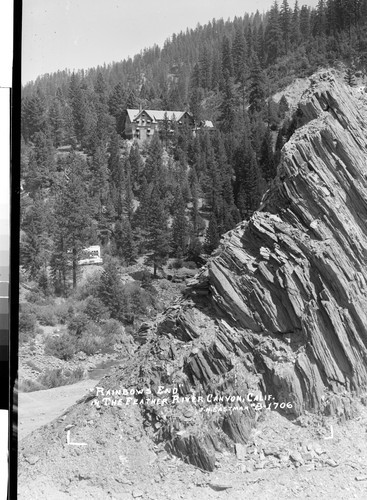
[[18, 380, 96, 440]]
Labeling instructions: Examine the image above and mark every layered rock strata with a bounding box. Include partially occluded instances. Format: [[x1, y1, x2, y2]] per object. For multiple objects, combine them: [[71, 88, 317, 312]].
[[126, 71, 367, 469]]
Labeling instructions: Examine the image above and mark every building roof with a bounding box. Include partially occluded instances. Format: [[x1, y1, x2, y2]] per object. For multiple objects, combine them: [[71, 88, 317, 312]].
[[127, 109, 191, 123]]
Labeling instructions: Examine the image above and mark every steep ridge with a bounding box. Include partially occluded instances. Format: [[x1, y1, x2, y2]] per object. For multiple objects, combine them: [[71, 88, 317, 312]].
[[19, 71, 367, 483], [126, 70, 367, 469]]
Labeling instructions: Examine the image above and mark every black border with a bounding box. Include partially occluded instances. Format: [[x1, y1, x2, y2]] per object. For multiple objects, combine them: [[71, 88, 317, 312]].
[[9, 0, 22, 497]]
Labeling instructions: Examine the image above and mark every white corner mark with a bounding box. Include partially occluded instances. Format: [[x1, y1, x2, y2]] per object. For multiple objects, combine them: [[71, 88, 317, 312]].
[[66, 429, 88, 446], [324, 425, 333, 440]]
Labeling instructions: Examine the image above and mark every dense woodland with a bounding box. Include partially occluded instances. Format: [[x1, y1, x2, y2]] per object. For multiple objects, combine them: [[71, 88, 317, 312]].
[[21, 0, 367, 299]]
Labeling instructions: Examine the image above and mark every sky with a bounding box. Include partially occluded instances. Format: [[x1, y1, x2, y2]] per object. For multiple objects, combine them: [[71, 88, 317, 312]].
[[22, 0, 319, 84]]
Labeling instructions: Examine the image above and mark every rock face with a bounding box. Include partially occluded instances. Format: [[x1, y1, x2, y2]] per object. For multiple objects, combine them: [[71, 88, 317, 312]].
[[121, 71, 367, 469]]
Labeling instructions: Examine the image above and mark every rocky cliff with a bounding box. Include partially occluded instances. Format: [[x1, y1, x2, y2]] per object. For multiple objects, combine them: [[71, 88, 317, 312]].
[[119, 70, 367, 470]]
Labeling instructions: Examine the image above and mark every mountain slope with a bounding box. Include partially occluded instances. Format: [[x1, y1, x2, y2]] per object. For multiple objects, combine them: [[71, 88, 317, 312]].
[[18, 72, 367, 496]]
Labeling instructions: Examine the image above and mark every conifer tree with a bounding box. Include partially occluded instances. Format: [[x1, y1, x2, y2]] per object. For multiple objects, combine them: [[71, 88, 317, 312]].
[[146, 186, 171, 277], [24, 132, 56, 196], [114, 218, 136, 264], [108, 82, 128, 135], [171, 188, 189, 258], [291, 0, 301, 46], [221, 36, 234, 83], [266, 2, 283, 63], [232, 26, 246, 84], [52, 152, 93, 290], [280, 0, 292, 54], [22, 91, 48, 142], [260, 128, 277, 181], [128, 141, 144, 189], [205, 212, 220, 254], [144, 133, 165, 188], [248, 56, 266, 116]]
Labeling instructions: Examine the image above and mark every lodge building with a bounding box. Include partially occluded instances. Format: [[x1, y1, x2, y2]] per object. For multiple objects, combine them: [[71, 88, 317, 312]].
[[124, 108, 213, 141]]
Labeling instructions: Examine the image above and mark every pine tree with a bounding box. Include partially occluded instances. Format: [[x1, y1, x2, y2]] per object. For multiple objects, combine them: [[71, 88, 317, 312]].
[[219, 75, 238, 134], [205, 212, 220, 254], [22, 91, 48, 142], [266, 1, 283, 63], [280, 0, 292, 54], [260, 128, 277, 181], [20, 193, 54, 279], [23, 132, 56, 196], [278, 95, 290, 118], [248, 56, 266, 116], [232, 26, 246, 84], [68, 73, 87, 143], [53, 152, 93, 290], [299, 5, 311, 39], [146, 186, 171, 277], [144, 133, 165, 188], [171, 188, 189, 258], [98, 260, 131, 322], [129, 141, 144, 189], [108, 130, 122, 188], [221, 36, 234, 83], [291, 0, 301, 46], [123, 160, 134, 221], [114, 218, 136, 264], [49, 90, 66, 147], [108, 82, 128, 135]]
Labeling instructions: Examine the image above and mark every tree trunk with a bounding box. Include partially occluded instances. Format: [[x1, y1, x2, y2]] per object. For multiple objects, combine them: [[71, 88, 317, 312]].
[[72, 247, 77, 288]]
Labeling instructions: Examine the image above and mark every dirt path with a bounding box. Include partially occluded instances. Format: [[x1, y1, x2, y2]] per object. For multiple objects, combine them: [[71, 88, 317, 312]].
[[18, 380, 96, 440]]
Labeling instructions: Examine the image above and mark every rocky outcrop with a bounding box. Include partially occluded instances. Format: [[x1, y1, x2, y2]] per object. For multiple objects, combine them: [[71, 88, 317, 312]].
[[122, 71, 367, 469]]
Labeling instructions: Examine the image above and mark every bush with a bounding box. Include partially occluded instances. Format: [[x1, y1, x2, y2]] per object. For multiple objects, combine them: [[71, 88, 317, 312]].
[[100, 319, 124, 341], [36, 306, 57, 326], [84, 297, 110, 323], [25, 291, 53, 306], [184, 261, 198, 270], [44, 333, 76, 360], [18, 378, 46, 392], [77, 323, 105, 355], [67, 313, 90, 337], [172, 258, 183, 269], [54, 302, 71, 325], [19, 311, 37, 344], [39, 367, 85, 389]]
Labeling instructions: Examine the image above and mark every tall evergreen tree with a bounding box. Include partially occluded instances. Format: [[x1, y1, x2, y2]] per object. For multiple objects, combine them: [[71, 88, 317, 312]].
[[171, 188, 189, 258], [52, 152, 93, 290], [146, 186, 171, 277], [248, 56, 267, 116], [280, 0, 292, 53]]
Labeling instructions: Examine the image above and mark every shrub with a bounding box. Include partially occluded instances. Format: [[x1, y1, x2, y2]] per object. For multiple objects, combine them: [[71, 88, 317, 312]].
[[84, 297, 110, 323], [36, 306, 57, 326], [39, 367, 85, 389], [100, 319, 124, 341], [54, 302, 71, 325], [172, 258, 183, 269], [67, 313, 90, 337], [25, 360, 41, 372], [77, 324, 105, 355], [19, 311, 37, 344], [184, 261, 198, 270], [44, 333, 76, 360], [18, 379, 46, 392]]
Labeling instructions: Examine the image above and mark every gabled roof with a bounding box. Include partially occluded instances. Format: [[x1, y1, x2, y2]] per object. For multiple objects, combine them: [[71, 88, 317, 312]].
[[127, 109, 191, 123]]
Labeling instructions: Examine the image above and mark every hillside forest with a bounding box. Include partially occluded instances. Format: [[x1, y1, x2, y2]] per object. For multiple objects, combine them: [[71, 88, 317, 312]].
[[19, 0, 367, 359]]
